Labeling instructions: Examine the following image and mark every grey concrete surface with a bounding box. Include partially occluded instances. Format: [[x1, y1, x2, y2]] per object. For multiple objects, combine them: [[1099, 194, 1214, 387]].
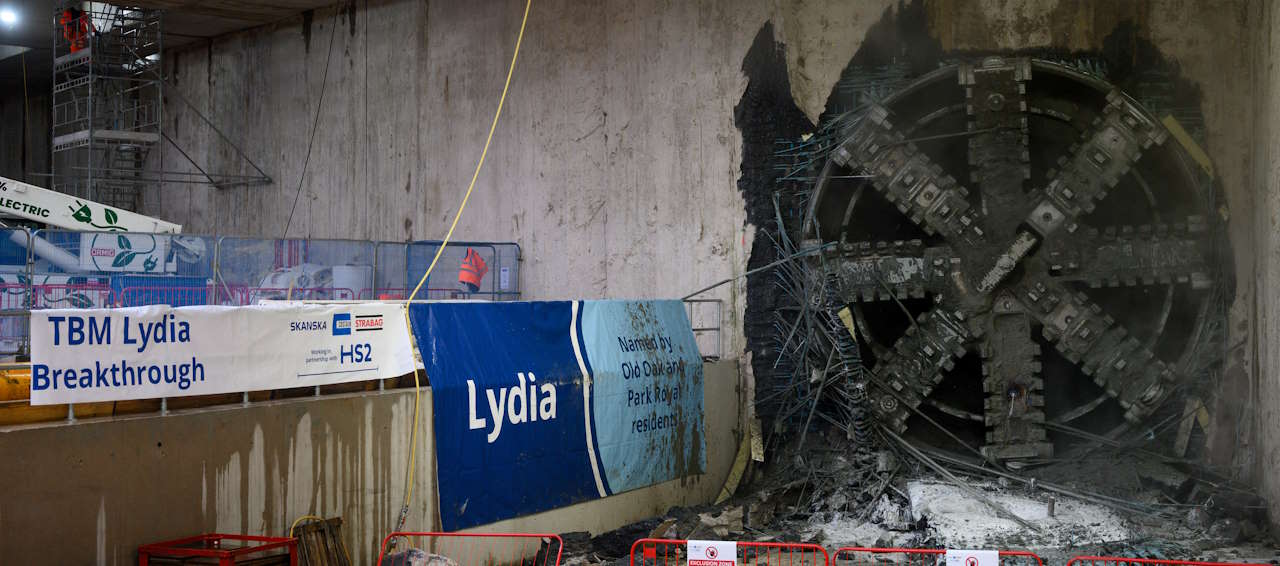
[[1251, 0, 1280, 534], [0, 360, 739, 564], [0, 90, 49, 184]]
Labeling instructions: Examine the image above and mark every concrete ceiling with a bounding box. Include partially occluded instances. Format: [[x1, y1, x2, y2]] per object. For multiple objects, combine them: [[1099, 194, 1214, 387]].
[[0, 0, 335, 89], [130, 0, 338, 44]]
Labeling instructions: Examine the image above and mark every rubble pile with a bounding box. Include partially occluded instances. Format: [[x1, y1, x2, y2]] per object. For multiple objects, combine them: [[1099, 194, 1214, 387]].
[[559, 420, 1275, 566]]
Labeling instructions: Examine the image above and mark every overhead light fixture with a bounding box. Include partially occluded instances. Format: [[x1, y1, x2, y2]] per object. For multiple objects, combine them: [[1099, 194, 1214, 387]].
[[0, 8, 17, 28]]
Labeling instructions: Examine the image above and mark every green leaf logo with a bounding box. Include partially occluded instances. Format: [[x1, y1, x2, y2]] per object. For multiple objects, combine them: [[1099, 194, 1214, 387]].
[[104, 208, 119, 225], [117, 235, 132, 249], [112, 251, 137, 268]]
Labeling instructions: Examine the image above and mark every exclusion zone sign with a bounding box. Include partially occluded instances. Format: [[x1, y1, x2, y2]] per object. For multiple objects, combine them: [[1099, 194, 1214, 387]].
[[687, 540, 736, 566], [946, 549, 999, 566]]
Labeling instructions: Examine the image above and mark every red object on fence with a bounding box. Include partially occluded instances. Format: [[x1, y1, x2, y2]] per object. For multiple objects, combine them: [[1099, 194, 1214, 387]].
[[137, 533, 297, 566], [377, 532, 563, 566], [1067, 556, 1269, 566], [631, 538, 829, 566], [832, 547, 1045, 566]]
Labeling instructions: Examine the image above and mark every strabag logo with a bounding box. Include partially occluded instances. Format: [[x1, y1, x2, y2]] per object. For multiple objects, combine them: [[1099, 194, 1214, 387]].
[[333, 313, 352, 336], [354, 314, 383, 332]]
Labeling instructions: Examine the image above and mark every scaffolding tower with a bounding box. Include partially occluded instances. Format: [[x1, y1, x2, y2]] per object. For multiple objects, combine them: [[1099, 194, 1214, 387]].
[[52, 3, 162, 211]]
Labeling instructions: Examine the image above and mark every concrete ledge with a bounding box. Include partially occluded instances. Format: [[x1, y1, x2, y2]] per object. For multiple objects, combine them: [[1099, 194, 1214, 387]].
[[0, 360, 739, 564]]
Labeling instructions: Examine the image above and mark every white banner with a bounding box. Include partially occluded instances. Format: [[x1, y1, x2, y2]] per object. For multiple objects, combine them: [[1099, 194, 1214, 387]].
[[30, 303, 417, 405]]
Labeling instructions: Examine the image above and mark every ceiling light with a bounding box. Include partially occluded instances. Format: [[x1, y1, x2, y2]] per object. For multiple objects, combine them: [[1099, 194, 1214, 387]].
[[0, 9, 17, 27]]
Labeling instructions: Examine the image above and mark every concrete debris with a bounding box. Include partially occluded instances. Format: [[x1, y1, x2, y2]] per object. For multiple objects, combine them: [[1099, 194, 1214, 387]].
[[1186, 507, 1211, 530], [381, 550, 459, 566], [869, 494, 912, 531], [876, 450, 896, 473], [698, 506, 745, 538], [907, 480, 1130, 548], [1208, 519, 1242, 542], [747, 497, 778, 527], [648, 518, 678, 540], [1134, 460, 1193, 494], [557, 417, 1270, 566]]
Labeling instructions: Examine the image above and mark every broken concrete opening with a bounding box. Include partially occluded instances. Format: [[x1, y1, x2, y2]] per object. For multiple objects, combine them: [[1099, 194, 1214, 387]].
[[554, 6, 1268, 564]]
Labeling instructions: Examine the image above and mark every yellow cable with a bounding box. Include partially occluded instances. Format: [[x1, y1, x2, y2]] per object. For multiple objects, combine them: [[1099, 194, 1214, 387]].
[[288, 514, 324, 538], [393, 0, 532, 536]]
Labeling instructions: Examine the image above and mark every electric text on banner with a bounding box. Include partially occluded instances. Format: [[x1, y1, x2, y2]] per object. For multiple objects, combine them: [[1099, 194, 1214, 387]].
[[30, 303, 417, 404]]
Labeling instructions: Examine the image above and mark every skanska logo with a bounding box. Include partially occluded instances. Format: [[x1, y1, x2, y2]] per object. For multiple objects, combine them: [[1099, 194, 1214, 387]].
[[332, 313, 352, 336]]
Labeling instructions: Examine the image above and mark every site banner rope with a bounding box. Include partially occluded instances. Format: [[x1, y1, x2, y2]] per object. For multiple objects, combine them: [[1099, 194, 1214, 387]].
[[390, 0, 533, 545]]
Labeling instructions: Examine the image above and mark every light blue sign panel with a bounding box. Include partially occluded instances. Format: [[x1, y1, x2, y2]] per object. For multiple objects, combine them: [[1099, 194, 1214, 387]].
[[580, 300, 705, 494]]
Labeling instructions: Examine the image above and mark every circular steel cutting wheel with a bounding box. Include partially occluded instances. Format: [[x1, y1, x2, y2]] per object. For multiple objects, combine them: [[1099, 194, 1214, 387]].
[[802, 57, 1219, 460]]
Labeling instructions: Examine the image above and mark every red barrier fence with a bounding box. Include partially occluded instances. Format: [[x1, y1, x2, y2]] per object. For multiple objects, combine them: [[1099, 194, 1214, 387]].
[[138, 533, 297, 566], [833, 547, 1045, 566], [377, 532, 563, 566], [631, 538, 829, 566], [1067, 557, 1269, 566]]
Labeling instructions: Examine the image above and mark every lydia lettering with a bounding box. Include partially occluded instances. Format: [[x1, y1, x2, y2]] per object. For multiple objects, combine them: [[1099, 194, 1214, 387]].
[[46, 313, 191, 352], [122, 314, 191, 353], [467, 372, 557, 443]]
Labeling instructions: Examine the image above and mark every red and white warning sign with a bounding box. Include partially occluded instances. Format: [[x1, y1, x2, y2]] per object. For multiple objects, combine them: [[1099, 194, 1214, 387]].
[[946, 549, 999, 566], [687, 540, 737, 566]]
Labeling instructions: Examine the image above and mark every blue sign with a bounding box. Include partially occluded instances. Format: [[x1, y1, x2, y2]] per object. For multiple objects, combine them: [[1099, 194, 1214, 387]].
[[409, 300, 705, 531]]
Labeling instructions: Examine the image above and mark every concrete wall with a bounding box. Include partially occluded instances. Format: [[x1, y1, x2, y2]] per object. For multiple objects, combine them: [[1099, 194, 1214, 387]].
[[1252, 0, 1280, 533], [0, 89, 49, 184], [151, 0, 1259, 371], [152, 0, 785, 361], [146, 0, 1266, 518], [0, 360, 739, 564]]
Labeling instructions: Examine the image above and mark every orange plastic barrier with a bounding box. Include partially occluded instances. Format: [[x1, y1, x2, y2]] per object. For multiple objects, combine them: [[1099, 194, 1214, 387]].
[[377, 532, 562, 566], [833, 547, 1044, 566], [631, 538, 829, 565]]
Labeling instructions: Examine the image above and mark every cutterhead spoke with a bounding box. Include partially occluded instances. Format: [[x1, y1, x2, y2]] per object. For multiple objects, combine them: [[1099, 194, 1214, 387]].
[[826, 239, 955, 301], [832, 105, 987, 245], [961, 57, 1032, 237], [980, 296, 1051, 460], [866, 305, 973, 433], [1014, 273, 1178, 421], [1044, 217, 1211, 289], [1025, 91, 1168, 237]]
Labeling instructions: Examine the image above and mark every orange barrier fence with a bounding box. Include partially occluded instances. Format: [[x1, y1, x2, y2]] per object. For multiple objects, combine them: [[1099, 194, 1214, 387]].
[[833, 547, 1045, 566], [631, 538, 829, 565], [1067, 557, 1269, 566], [376, 532, 563, 566]]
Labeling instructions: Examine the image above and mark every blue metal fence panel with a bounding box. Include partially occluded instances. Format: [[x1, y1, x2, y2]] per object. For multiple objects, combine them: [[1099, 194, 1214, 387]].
[[406, 241, 521, 301]]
